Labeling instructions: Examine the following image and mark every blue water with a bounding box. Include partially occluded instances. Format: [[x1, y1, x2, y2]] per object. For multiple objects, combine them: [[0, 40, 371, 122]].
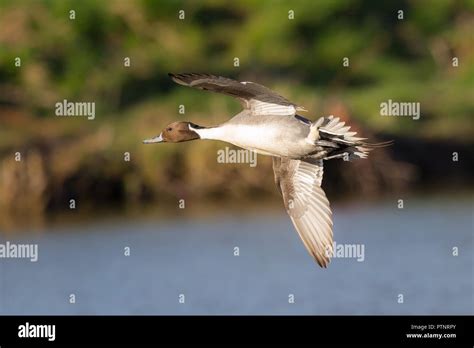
[[0, 198, 472, 314]]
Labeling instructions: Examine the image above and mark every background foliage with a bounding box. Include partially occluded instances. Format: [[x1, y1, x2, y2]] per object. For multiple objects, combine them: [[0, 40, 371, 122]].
[[0, 0, 472, 227]]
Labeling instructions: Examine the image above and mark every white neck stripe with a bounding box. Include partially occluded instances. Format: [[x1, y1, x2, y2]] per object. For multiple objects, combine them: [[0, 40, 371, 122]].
[[190, 125, 227, 141]]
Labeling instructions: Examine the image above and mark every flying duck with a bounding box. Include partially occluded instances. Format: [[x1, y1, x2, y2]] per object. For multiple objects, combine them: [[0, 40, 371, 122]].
[[144, 73, 391, 267]]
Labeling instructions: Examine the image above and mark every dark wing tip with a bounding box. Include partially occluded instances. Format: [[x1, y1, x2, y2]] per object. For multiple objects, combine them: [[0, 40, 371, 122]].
[[168, 73, 215, 86], [316, 254, 330, 268], [168, 73, 193, 86], [168, 72, 181, 84]]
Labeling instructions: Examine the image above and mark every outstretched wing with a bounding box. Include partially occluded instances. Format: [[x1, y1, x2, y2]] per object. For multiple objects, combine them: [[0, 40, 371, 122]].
[[169, 73, 306, 116], [272, 157, 333, 267]]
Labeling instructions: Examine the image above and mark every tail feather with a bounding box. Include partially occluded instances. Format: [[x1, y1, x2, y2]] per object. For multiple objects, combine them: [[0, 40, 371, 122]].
[[360, 140, 394, 148], [314, 116, 393, 160]]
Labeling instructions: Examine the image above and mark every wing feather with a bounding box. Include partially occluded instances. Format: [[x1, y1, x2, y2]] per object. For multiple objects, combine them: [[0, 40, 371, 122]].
[[272, 157, 334, 267], [169, 73, 305, 116]]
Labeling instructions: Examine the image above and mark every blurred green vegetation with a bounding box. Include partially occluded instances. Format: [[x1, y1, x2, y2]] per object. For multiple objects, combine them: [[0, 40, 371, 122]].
[[0, 0, 473, 226]]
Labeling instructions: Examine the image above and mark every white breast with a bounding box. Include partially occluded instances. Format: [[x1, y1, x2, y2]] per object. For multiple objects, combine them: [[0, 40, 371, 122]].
[[193, 123, 313, 157]]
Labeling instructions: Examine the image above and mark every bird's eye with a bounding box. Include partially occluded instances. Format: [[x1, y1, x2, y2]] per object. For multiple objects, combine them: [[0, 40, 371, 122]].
[[167, 127, 172, 131]]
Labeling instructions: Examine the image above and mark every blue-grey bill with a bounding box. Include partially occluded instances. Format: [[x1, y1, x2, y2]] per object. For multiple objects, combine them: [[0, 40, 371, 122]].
[[143, 134, 163, 144]]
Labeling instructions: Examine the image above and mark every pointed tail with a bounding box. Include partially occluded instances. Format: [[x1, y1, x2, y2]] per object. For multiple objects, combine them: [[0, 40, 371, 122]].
[[315, 116, 393, 160]]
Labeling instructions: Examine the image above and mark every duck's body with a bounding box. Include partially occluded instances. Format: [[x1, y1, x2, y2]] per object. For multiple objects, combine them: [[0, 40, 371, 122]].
[[144, 73, 391, 268], [195, 112, 315, 157]]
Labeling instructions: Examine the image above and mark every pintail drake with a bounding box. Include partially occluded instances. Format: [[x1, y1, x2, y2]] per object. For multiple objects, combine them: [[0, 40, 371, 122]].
[[144, 73, 392, 267]]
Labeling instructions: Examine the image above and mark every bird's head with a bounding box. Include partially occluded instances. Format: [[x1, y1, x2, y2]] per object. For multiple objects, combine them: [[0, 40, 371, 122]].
[[143, 121, 201, 144]]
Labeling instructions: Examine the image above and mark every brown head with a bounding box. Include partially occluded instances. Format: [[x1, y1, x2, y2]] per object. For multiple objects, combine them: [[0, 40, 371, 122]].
[[143, 121, 202, 144]]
